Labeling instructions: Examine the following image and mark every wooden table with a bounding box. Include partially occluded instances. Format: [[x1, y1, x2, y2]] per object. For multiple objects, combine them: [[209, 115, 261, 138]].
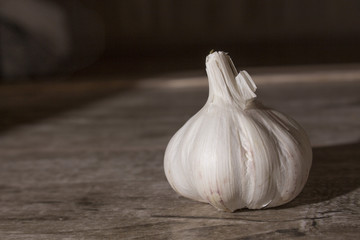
[[0, 65, 359, 239]]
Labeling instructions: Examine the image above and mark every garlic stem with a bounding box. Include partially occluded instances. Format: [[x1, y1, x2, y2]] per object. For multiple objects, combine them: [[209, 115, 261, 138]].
[[206, 51, 256, 109]]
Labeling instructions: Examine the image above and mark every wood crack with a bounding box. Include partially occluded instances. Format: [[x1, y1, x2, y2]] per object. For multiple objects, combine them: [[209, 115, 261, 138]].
[[151, 214, 330, 223]]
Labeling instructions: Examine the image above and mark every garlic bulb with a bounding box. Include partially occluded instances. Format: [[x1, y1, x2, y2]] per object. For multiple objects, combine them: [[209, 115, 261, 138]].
[[164, 51, 312, 212]]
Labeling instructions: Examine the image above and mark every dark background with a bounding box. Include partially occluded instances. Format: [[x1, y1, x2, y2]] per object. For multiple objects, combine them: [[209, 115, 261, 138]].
[[1, 0, 360, 79]]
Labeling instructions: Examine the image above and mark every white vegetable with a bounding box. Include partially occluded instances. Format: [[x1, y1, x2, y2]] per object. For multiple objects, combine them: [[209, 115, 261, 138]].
[[164, 51, 312, 212]]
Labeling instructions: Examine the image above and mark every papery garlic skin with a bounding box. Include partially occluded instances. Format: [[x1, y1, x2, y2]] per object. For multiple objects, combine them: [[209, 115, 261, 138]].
[[164, 51, 312, 212]]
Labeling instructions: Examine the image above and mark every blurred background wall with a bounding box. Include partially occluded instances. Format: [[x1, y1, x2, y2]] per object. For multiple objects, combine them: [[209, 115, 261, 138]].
[[1, 0, 360, 79]]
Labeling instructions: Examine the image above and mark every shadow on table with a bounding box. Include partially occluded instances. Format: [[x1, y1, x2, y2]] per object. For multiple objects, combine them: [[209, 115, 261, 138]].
[[0, 77, 139, 134], [279, 141, 360, 208]]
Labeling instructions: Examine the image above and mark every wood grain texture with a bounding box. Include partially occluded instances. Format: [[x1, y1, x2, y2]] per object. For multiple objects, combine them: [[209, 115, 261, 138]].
[[0, 72, 359, 239]]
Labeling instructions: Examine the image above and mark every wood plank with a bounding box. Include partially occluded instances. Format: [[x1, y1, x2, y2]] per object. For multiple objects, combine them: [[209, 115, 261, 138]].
[[0, 71, 359, 239]]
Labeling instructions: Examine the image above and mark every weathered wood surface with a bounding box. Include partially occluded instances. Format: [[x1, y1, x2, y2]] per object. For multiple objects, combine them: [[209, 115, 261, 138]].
[[0, 69, 359, 239]]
